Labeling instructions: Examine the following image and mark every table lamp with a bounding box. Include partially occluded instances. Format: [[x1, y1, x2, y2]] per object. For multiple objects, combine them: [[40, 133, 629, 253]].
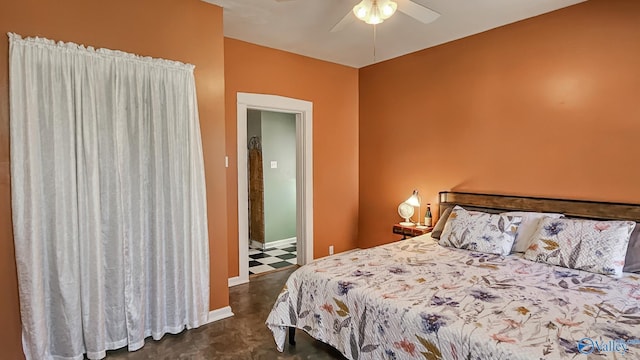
[[405, 189, 427, 229]]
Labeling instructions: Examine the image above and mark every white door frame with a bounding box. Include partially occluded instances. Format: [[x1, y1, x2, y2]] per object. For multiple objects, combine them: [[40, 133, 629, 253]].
[[231, 93, 313, 286]]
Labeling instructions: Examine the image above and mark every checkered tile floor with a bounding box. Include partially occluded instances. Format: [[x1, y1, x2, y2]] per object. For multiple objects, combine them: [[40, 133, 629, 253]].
[[249, 242, 297, 275]]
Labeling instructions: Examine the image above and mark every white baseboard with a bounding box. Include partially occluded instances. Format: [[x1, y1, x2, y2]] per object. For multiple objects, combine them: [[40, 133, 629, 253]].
[[267, 237, 297, 248], [250, 237, 296, 250], [249, 239, 265, 250], [206, 306, 234, 324], [228, 276, 249, 287]]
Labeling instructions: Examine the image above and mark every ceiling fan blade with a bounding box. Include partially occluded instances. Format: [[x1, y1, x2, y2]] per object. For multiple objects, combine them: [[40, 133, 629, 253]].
[[330, 11, 355, 32], [396, 0, 440, 24]]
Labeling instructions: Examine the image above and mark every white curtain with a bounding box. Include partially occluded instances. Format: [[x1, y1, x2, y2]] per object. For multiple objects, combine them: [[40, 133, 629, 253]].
[[8, 33, 210, 360]]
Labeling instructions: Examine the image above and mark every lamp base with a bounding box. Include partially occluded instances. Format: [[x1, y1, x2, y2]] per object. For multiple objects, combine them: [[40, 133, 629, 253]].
[[399, 222, 415, 226]]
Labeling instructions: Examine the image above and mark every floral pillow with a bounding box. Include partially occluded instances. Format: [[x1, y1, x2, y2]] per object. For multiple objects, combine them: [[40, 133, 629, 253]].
[[500, 211, 564, 253], [439, 206, 522, 256], [523, 217, 636, 277]]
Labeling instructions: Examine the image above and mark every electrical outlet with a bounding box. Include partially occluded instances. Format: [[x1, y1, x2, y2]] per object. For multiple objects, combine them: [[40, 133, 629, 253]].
[[329, 245, 334, 255]]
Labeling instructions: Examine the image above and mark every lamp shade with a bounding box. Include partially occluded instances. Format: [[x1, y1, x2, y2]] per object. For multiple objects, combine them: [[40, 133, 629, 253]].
[[405, 190, 421, 207]]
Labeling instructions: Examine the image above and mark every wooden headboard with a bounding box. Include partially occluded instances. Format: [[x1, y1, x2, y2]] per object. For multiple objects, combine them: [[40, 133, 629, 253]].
[[439, 191, 640, 222]]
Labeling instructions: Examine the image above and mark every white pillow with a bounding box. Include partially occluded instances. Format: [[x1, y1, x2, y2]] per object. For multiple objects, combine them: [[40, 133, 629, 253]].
[[439, 206, 522, 256], [501, 211, 564, 253]]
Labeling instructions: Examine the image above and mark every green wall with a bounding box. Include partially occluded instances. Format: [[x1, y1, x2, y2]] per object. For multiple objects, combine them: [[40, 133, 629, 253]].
[[247, 110, 297, 243]]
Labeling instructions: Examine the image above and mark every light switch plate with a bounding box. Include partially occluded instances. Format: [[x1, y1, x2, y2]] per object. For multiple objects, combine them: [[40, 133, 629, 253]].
[[270, 161, 278, 169]]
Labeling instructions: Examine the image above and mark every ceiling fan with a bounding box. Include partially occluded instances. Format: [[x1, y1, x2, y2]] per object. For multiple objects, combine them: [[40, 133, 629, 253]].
[[275, 0, 440, 32]]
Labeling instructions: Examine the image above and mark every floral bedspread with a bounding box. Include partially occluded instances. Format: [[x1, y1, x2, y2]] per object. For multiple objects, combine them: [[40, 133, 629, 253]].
[[266, 235, 640, 359]]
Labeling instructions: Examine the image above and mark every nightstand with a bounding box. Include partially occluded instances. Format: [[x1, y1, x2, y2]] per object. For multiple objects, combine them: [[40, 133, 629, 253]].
[[393, 224, 433, 239]]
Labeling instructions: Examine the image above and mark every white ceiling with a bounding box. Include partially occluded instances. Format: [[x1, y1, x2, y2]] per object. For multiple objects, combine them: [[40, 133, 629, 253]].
[[204, 0, 586, 68]]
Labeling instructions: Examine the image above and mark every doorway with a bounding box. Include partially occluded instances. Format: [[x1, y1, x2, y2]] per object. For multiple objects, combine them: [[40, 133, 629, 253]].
[[246, 109, 297, 275], [232, 93, 313, 286]]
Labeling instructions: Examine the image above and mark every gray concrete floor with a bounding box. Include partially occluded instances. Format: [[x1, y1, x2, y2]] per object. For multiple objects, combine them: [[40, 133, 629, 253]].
[[106, 266, 346, 359]]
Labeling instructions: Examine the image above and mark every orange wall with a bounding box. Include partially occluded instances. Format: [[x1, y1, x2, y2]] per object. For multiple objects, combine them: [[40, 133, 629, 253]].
[[0, 1, 227, 358], [358, 0, 640, 248], [225, 39, 359, 277]]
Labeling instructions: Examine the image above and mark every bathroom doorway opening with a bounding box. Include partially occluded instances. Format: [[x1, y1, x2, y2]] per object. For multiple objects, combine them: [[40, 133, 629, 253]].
[[232, 93, 313, 286], [246, 109, 297, 275]]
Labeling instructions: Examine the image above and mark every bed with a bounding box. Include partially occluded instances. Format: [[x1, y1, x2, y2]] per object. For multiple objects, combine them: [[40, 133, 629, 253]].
[[266, 192, 640, 359]]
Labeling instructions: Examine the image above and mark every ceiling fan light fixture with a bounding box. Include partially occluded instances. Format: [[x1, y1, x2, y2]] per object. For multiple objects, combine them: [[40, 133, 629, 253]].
[[353, 2, 368, 20], [380, 2, 397, 18], [353, 0, 397, 25], [367, 8, 382, 25]]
